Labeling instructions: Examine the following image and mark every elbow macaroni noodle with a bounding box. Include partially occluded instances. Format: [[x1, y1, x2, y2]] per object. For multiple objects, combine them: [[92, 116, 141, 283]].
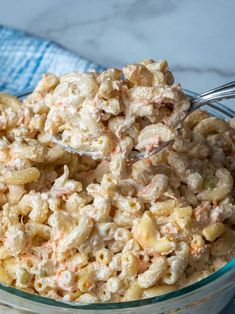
[[0, 60, 234, 303]]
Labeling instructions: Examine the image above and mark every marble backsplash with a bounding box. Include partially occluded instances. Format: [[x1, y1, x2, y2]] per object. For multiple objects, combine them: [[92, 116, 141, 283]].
[[0, 0, 234, 97]]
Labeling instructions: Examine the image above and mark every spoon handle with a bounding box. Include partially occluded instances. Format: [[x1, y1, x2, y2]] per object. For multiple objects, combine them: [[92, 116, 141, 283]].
[[191, 82, 235, 111]]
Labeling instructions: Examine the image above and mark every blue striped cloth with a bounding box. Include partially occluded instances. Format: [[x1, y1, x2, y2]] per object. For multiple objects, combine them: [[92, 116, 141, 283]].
[[0, 25, 105, 94]]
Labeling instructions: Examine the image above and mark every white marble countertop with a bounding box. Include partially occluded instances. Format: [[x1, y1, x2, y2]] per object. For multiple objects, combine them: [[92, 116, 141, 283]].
[[0, 0, 235, 97], [0, 1, 234, 312]]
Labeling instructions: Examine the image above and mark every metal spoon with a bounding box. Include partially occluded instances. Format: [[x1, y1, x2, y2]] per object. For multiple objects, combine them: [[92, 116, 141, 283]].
[[14, 81, 235, 162], [141, 81, 235, 159]]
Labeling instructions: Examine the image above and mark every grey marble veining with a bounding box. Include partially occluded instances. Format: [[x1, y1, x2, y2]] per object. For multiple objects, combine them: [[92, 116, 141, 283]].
[[0, 0, 235, 97]]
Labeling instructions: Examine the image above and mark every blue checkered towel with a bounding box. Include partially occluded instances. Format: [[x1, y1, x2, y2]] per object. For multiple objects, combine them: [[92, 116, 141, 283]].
[[0, 25, 105, 94]]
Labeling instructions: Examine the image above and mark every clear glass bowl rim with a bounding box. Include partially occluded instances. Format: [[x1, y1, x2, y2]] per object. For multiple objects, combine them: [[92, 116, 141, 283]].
[[1, 89, 234, 310]]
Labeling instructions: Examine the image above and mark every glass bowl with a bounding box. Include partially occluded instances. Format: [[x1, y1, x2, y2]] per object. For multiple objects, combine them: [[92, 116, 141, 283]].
[[0, 91, 234, 314]]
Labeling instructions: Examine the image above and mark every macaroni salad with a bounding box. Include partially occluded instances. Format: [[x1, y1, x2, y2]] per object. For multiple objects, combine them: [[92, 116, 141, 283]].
[[0, 60, 234, 304]]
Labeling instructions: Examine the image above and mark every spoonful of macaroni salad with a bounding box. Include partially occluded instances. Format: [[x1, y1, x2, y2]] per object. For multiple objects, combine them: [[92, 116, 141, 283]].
[[19, 60, 235, 164]]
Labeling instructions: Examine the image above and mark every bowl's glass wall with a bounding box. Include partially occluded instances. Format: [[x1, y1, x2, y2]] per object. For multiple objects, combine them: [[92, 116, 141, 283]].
[[0, 254, 234, 314]]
